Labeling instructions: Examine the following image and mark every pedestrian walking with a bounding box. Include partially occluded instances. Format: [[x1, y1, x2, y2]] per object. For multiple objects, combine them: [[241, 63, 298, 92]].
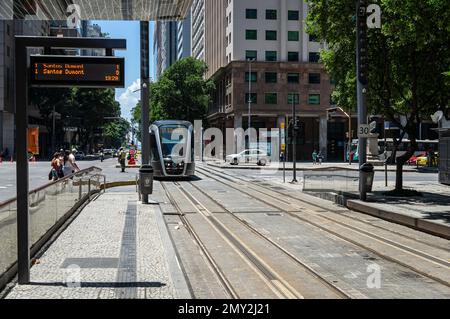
[[62, 151, 73, 177], [312, 150, 318, 165], [50, 152, 62, 181], [57, 153, 65, 178], [317, 151, 323, 165], [118, 148, 126, 173], [68, 149, 80, 173], [100, 149, 104, 162]]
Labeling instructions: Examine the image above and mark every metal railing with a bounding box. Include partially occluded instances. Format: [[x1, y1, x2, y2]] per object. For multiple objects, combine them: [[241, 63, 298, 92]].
[[303, 167, 360, 193], [0, 167, 105, 291]]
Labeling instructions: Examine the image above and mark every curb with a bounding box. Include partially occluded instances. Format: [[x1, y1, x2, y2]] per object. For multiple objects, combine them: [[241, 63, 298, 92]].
[[205, 162, 417, 173], [346, 200, 450, 240]]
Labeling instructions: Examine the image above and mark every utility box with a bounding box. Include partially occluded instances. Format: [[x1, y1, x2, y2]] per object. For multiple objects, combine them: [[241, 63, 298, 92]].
[[139, 165, 154, 195], [439, 128, 450, 185]]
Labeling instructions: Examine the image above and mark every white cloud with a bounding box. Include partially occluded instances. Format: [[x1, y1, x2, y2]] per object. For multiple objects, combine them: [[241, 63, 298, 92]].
[[118, 78, 141, 121]]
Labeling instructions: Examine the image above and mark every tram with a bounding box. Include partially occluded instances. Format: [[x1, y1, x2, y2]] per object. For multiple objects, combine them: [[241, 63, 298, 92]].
[[149, 120, 195, 178]]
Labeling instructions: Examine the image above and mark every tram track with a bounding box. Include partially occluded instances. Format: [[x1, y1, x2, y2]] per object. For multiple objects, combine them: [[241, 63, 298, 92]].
[[162, 182, 352, 299], [196, 166, 450, 288], [160, 181, 238, 299], [204, 165, 450, 253], [182, 180, 354, 299]]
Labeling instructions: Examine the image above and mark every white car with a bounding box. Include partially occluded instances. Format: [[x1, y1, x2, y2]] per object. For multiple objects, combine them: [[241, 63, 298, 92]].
[[226, 149, 270, 166]]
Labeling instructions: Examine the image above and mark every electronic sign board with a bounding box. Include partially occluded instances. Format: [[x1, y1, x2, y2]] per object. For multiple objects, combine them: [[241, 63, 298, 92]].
[[30, 55, 125, 88]]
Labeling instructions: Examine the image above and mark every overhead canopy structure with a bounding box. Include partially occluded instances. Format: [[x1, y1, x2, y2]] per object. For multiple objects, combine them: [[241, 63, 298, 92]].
[[0, 0, 193, 21]]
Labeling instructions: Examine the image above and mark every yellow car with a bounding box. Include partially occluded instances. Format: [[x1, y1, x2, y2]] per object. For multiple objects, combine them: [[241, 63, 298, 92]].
[[416, 153, 438, 167]]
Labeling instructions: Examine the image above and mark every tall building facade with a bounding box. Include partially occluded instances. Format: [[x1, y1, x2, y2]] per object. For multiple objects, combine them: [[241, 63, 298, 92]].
[[206, 0, 343, 161], [191, 0, 205, 61], [177, 13, 192, 60], [154, 21, 178, 78]]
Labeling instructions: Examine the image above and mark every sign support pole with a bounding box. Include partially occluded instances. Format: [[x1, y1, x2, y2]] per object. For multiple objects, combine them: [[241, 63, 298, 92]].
[[15, 36, 126, 284], [140, 21, 151, 205], [357, 0, 368, 201], [15, 38, 30, 285]]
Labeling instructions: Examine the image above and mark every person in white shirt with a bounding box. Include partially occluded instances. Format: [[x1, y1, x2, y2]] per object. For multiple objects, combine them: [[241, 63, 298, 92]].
[[69, 149, 80, 173]]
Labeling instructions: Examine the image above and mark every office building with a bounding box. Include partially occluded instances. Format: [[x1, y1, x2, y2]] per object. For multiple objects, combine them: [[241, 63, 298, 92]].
[[206, 0, 342, 161]]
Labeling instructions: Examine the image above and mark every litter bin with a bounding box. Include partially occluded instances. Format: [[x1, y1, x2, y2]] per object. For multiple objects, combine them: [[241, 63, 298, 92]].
[[360, 163, 375, 193], [139, 165, 154, 195]]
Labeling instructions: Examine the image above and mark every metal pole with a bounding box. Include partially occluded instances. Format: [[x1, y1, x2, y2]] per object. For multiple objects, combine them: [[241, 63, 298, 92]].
[[15, 38, 30, 284], [357, 0, 368, 201], [248, 59, 252, 133], [140, 21, 150, 204], [384, 117, 388, 187], [52, 104, 56, 153], [292, 98, 298, 183], [348, 108, 352, 165]]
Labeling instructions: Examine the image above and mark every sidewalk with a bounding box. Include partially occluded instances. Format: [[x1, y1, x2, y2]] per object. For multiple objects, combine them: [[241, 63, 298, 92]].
[[206, 160, 422, 172], [5, 188, 190, 299], [279, 179, 450, 239], [346, 182, 450, 239]]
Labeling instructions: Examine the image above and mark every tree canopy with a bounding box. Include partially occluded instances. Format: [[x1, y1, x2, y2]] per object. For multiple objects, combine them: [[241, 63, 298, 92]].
[[132, 57, 215, 141], [307, 0, 450, 190], [30, 87, 130, 155]]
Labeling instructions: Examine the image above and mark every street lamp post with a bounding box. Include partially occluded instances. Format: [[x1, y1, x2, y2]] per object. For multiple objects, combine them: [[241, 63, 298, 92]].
[[291, 96, 298, 184], [247, 58, 255, 139]]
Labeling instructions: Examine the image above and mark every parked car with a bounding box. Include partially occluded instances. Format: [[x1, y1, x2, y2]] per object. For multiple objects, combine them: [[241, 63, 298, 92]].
[[416, 153, 439, 167], [226, 149, 270, 166], [103, 149, 113, 156], [407, 153, 426, 165]]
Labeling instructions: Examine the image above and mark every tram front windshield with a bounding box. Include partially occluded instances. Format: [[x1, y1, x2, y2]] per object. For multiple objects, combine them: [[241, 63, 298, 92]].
[[159, 125, 188, 159]]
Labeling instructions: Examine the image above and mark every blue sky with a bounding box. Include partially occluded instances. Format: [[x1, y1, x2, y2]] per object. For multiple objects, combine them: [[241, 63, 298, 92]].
[[92, 21, 156, 121]]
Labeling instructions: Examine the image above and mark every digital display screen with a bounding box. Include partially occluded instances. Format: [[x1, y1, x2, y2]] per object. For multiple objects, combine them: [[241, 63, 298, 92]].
[[30, 55, 125, 88]]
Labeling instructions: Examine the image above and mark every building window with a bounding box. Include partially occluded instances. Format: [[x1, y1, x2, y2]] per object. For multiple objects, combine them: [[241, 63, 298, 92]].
[[229, 33, 232, 44], [288, 10, 300, 20], [7, 46, 10, 57], [245, 72, 257, 83], [246, 9, 257, 19], [309, 73, 321, 84], [288, 52, 299, 62], [246, 50, 257, 61], [308, 94, 321, 105], [265, 72, 277, 83], [265, 93, 278, 104], [265, 51, 277, 61], [287, 73, 300, 84], [6, 24, 10, 36], [330, 78, 336, 85], [288, 31, 299, 41], [288, 93, 300, 105], [266, 30, 277, 41], [245, 93, 257, 104], [266, 9, 277, 20], [246, 29, 257, 40], [309, 52, 320, 63]]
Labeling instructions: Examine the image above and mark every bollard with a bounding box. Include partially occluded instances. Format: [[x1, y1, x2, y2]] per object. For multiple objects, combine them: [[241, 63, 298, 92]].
[[88, 179, 91, 202]]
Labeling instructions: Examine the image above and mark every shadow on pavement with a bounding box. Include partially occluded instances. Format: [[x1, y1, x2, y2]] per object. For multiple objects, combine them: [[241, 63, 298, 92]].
[[29, 282, 166, 288]]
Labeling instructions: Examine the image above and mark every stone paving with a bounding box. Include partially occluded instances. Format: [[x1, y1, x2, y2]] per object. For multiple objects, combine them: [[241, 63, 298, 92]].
[[5, 190, 189, 299]]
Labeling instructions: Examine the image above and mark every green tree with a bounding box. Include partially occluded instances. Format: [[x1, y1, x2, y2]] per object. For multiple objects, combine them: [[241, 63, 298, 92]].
[[71, 88, 120, 153], [307, 0, 450, 191], [30, 88, 73, 154], [131, 58, 215, 142], [103, 118, 131, 149]]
